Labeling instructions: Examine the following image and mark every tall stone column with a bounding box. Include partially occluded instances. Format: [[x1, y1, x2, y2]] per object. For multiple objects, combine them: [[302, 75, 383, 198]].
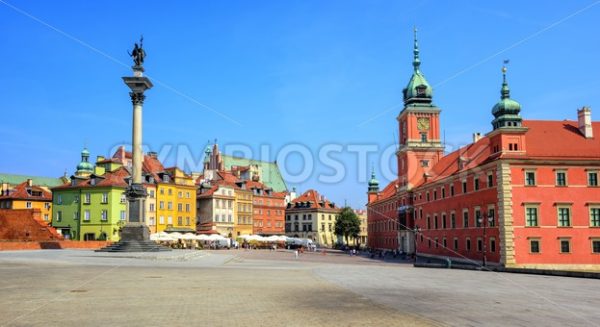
[[97, 38, 170, 252], [121, 59, 153, 241]]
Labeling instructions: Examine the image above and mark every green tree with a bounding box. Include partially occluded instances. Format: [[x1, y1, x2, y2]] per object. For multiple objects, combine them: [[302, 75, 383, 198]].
[[334, 207, 361, 246]]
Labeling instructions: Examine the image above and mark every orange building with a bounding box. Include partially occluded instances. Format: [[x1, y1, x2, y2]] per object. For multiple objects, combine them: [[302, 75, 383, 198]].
[[367, 31, 600, 271], [0, 180, 53, 223], [198, 142, 287, 236], [248, 181, 286, 235]]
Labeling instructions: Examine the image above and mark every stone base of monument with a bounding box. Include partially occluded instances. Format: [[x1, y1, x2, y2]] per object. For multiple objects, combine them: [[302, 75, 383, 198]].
[[96, 224, 171, 252]]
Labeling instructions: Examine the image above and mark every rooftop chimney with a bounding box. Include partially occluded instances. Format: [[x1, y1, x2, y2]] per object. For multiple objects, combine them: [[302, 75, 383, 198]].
[[472, 132, 482, 143], [96, 155, 105, 163], [148, 151, 158, 158], [578, 107, 593, 139], [27, 179, 33, 187]]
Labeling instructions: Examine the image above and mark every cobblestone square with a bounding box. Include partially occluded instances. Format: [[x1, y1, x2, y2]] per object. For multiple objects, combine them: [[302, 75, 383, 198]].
[[0, 249, 598, 326]]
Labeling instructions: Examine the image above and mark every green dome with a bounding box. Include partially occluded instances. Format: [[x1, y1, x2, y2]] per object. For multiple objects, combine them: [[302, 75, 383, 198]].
[[403, 28, 433, 105], [492, 98, 521, 116], [75, 147, 94, 175], [491, 66, 523, 130], [76, 161, 94, 172], [368, 168, 379, 192]]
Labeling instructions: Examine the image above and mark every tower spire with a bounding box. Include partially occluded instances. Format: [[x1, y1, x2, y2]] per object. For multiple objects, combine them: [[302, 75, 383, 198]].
[[413, 27, 420, 72], [368, 165, 379, 193], [491, 59, 522, 130], [501, 60, 510, 99]]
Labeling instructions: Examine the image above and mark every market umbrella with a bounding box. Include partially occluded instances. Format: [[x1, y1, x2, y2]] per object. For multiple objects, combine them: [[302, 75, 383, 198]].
[[150, 232, 175, 242], [181, 233, 196, 240], [169, 232, 183, 239]]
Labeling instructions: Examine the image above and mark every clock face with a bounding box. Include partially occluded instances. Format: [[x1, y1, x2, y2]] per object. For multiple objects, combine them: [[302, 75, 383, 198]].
[[417, 117, 430, 131]]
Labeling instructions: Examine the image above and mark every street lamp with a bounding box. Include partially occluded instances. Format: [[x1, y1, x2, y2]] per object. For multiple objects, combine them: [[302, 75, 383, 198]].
[[477, 212, 494, 267], [413, 226, 420, 263]]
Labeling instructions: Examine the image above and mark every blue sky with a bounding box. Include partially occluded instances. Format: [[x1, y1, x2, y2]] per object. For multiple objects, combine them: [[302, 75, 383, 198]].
[[1, 0, 599, 208]]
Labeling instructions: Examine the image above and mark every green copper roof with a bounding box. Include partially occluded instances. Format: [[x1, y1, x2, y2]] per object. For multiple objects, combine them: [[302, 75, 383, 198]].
[[203, 145, 212, 163], [0, 173, 66, 187], [491, 65, 522, 129], [403, 28, 433, 105], [76, 147, 94, 174], [368, 167, 379, 192], [221, 155, 287, 192]]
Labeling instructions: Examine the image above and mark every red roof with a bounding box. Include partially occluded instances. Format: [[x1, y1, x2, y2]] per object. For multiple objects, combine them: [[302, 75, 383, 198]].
[[291, 189, 337, 208], [522, 120, 600, 159], [0, 181, 52, 201], [424, 136, 494, 185], [413, 119, 600, 187], [53, 166, 130, 189], [370, 179, 398, 205], [217, 171, 240, 184]]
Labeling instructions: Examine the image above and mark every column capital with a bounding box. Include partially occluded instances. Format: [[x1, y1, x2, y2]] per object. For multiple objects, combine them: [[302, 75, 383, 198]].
[[130, 92, 146, 105]]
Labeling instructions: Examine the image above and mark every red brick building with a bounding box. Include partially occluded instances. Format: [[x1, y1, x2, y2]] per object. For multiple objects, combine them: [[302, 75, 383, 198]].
[[367, 31, 600, 271], [199, 142, 287, 236], [248, 181, 286, 235]]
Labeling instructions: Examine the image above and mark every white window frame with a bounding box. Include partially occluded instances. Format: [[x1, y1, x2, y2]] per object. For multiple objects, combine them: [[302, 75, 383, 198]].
[[528, 238, 541, 254], [555, 170, 567, 187], [589, 205, 600, 227], [524, 204, 539, 227], [524, 170, 536, 186], [557, 205, 572, 227]]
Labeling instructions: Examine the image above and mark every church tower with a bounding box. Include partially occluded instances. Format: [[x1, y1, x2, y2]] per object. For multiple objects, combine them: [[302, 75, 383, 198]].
[[397, 28, 444, 190]]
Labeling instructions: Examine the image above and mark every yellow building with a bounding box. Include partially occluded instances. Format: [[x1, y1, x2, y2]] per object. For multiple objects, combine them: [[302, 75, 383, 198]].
[[234, 185, 253, 237], [155, 167, 196, 233], [0, 180, 53, 223], [101, 147, 196, 233]]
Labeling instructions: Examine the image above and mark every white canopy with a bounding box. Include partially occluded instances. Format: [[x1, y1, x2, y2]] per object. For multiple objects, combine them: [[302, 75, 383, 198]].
[[168, 232, 183, 239], [239, 235, 287, 242], [181, 233, 197, 240], [207, 234, 226, 241], [150, 232, 175, 241]]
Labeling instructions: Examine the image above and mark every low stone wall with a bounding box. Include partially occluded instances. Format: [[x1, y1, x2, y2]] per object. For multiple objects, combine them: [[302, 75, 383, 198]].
[[414, 261, 600, 279], [0, 241, 112, 251]]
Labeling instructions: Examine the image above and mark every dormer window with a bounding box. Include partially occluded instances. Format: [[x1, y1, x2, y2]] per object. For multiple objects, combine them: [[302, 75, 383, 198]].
[[416, 85, 427, 97]]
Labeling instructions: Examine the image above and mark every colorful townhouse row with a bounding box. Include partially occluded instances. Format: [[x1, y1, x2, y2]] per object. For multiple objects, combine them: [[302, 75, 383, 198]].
[[0, 177, 65, 223], [50, 147, 196, 241], [367, 32, 600, 271], [196, 143, 288, 237]]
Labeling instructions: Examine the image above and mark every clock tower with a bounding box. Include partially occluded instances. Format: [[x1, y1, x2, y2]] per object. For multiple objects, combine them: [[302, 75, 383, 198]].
[[397, 28, 444, 190]]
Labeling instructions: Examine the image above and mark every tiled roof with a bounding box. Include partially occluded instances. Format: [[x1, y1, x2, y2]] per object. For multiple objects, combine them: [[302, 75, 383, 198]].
[[52, 167, 129, 190], [0, 173, 65, 187], [217, 171, 240, 184], [421, 119, 600, 186], [370, 180, 398, 204], [221, 155, 287, 192], [291, 189, 337, 208], [0, 181, 52, 201], [424, 136, 494, 185], [522, 120, 600, 159]]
